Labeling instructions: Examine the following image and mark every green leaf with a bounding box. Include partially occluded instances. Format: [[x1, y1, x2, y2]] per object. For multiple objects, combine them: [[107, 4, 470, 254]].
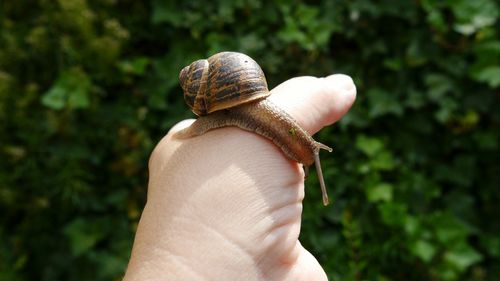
[[405, 89, 426, 109], [41, 84, 66, 110], [41, 68, 91, 110], [425, 73, 453, 102], [481, 235, 500, 258], [411, 239, 437, 263], [473, 40, 500, 55], [444, 244, 483, 271], [434, 97, 459, 123], [378, 202, 408, 227], [371, 151, 396, 171], [367, 88, 403, 117], [367, 183, 393, 202], [118, 57, 150, 75], [473, 66, 500, 87], [404, 216, 421, 236], [425, 8, 448, 32], [452, 0, 499, 35], [383, 58, 402, 71], [432, 213, 468, 245], [356, 135, 384, 156], [64, 219, 106, 257]]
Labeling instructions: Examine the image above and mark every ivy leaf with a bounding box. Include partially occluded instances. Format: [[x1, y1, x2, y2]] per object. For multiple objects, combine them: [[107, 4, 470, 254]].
[[64, 219, 105, 257], [452, 0, 499, 35], [356, 135, 384, 157], [425, 73, 454, 102], [378, 202, 408, 227], [41, 68, 91, 110], [118, 57, 150, 75], [411, 239, 437, 263], [473, 66, 500, 88], [444, 244, 483, 272], [371, 151, 396, 171], [367, 88, 403, 117], [404, 215, 421, 236], [481, 235, 500, 258], [40, 83, 66, 110], [432, 213, 469, 245], [473, 40, 500, 55], [366, 183, 393, 202]]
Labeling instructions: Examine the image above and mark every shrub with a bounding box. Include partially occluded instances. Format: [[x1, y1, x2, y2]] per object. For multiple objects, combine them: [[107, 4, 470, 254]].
[[1, 0, 499, 280]]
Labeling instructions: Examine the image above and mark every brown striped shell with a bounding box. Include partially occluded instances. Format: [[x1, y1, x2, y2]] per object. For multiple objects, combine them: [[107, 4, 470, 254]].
[[179, 52, 270, 116]]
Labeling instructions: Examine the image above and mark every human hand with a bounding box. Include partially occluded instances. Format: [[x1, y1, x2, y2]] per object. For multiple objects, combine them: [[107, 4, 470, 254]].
[[124, 74, 356, 281]]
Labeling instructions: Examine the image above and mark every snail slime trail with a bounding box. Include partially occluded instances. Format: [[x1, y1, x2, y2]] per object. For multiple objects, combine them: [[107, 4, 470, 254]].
[[174, 52, 333, 206]]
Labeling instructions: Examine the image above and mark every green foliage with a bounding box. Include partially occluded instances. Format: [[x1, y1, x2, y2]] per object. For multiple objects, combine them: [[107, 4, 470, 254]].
[[1, 0, 499, 280]]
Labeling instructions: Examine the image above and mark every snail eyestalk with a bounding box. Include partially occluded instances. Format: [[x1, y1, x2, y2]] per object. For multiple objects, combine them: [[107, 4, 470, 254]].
[[314, 142, 333, 206]]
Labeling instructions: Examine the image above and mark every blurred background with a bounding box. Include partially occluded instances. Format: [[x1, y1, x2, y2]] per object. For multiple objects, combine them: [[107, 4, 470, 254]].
[[1, 0, 499, 280]]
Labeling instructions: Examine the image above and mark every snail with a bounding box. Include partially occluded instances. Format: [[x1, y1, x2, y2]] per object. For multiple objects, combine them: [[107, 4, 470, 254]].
[[174, 52, 332, 206]]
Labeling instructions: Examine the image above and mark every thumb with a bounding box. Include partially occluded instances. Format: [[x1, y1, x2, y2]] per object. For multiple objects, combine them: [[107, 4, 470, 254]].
[[268, 74, 356, 134]]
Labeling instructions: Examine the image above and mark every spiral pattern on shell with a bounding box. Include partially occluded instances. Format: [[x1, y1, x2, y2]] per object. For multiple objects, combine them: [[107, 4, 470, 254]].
[[179, 52, 270, 116]]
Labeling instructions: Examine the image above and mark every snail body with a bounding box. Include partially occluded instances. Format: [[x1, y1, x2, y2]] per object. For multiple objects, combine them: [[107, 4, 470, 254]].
[[174, 52, 332, 206]]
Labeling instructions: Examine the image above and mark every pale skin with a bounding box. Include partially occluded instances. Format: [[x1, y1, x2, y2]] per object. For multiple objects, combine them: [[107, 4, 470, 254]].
[[123, 74, 357, 281]]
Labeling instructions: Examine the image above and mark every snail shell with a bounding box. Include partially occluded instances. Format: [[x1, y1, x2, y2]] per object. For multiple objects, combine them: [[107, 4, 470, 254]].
[[179, 52, 270, 116]]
